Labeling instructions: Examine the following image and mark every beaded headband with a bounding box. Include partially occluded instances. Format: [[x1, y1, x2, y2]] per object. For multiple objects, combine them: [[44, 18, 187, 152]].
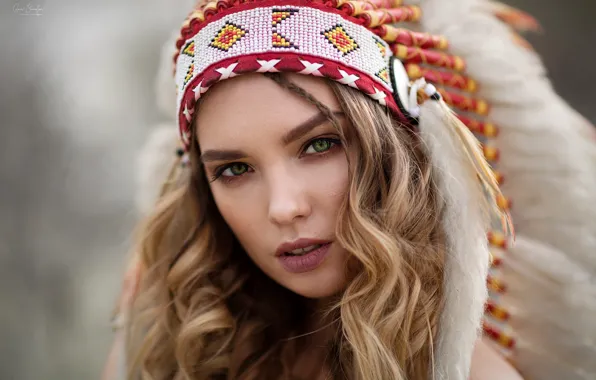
[[173, 0, 478, 149]]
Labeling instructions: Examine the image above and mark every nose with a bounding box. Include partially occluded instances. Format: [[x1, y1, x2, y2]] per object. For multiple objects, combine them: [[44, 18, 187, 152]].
[[267, 167, 312, 226]]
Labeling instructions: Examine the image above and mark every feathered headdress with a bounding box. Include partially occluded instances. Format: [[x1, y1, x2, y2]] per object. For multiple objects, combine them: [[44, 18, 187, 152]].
[[168, 0, 511, 377], [102, 1, 596, 380]]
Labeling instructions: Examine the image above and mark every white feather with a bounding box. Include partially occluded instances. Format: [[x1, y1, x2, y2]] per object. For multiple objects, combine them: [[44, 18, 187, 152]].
[[413, 0, 596, 271], [412, 0, 596, 378], [133, 27, 187, 217], [155, 31, 180, 121], [489, 235, 596, 379], [418, 100, 491, 380], [135, 124, 180, 215]]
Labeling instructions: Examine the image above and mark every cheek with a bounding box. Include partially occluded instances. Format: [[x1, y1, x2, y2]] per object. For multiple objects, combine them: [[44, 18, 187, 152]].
[[209, 186, 264, 250], [308, 154, 350, 214], [207, 152, 350, 260]]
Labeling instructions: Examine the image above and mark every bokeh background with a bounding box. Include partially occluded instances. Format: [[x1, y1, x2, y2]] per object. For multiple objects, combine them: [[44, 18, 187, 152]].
[[1, 0, 594, 379]]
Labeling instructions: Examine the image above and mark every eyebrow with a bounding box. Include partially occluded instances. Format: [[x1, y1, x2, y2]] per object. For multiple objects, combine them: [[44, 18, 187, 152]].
[[200, 149, 247, 163], [281, 111, 344, 146], [200, 111, 344, 163]]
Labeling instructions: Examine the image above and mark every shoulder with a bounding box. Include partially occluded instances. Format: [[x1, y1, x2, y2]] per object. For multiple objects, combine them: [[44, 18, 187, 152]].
[[469, 338, 524, 380]]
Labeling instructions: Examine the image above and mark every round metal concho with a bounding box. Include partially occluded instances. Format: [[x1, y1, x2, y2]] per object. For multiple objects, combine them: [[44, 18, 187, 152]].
[[389, 56, 418, 125]]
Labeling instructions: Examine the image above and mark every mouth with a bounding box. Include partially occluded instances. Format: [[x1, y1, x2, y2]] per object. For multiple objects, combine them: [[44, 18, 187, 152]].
[[283, 243, 325, 256], [276, 239, 333, 274], [275, 238, 332, 257]]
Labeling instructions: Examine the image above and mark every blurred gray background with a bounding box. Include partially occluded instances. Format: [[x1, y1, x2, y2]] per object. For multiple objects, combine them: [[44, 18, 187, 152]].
[[0, 1, 594, 379]]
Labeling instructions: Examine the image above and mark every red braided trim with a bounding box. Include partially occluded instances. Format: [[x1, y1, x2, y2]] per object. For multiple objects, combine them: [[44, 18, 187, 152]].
[[178, 52, 405, 148]]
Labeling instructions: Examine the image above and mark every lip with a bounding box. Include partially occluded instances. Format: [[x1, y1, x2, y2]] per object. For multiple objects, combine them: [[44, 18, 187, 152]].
[[276, 238, 333, 274], [275, 238, 332, 257]]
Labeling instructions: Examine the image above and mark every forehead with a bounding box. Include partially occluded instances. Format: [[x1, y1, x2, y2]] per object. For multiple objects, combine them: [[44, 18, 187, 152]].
[[194, 73, 341, 146]]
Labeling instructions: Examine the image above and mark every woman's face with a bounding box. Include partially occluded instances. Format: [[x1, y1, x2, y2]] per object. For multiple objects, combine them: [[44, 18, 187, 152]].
[[196, 73, 351, 299]]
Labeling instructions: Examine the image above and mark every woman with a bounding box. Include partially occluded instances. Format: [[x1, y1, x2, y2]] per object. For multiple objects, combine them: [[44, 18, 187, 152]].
[[128, 68, 509, 379], [103, 0, 596, 379]]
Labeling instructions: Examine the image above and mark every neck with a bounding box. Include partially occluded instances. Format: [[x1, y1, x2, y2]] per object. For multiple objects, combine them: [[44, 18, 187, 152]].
[[286, 297, 340, 380], [305, 296, 340, 342]]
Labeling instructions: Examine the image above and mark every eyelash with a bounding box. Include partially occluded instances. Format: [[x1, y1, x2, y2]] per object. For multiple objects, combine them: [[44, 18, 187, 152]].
[[209, 136, 342, 183]]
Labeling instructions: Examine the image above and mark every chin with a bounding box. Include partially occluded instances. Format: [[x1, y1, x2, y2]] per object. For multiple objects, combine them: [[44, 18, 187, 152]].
[[281, 268, 348, 299]]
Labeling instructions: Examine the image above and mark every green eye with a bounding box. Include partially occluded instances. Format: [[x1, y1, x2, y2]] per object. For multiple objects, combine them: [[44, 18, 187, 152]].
[[222, 163, 249, 177], [306, 138, 334, 154]]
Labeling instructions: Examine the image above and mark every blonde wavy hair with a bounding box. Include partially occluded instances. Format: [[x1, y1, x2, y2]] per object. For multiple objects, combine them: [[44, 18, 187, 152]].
[[126, 74, 446, 380]]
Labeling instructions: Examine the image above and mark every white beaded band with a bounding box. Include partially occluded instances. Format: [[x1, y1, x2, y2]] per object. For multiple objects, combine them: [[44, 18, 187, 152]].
[[175, 2, 413, 148]]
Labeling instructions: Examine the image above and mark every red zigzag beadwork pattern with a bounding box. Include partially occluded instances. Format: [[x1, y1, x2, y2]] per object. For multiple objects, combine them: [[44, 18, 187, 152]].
[[272, 9, 298, 49]]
